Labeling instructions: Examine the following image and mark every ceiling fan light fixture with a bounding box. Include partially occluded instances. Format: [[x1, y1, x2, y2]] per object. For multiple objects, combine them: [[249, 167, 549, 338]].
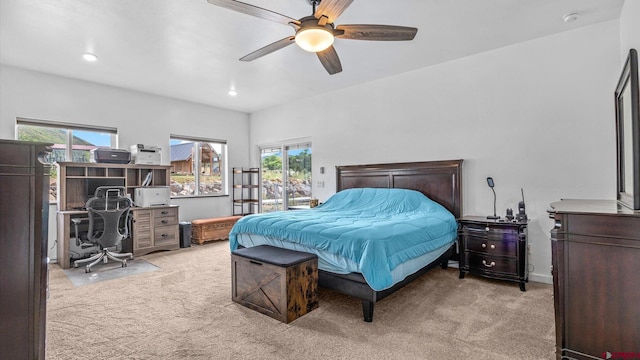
[[295, 27, 334, 52]]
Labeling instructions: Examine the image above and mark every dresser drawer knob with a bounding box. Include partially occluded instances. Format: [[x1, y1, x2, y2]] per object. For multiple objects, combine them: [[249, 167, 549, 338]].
[[482, 260, 496, 268], [482, 243, 486, 248], [161, 220, 168, 224], [485, 226, 490, 232], [490, 244, 495, 249]]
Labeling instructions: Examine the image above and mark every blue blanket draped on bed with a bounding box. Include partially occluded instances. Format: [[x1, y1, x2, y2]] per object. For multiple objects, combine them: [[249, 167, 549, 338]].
[[229, 188, 457, 291]]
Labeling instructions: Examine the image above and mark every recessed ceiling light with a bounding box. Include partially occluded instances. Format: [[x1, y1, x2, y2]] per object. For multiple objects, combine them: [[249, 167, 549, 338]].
[[228, 89, 237, 96], [563, 12, 580, 23], [82, 53, 98, 62]]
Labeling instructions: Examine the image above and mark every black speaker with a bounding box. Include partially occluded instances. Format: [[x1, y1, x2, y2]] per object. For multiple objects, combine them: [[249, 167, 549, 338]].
[[179, 222, 192, 248]]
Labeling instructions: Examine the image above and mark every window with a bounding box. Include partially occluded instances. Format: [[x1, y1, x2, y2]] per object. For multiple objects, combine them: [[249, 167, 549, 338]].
[[16, 118, 118, 202], [260, 141, 312, 212], [170, 135, 227, 197]]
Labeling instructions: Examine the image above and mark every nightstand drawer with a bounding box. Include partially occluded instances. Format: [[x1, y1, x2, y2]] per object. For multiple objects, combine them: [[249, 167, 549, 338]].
[[466, 253, 517, 274], [466, 237, 516, 257], [463, 226, 520, 241]]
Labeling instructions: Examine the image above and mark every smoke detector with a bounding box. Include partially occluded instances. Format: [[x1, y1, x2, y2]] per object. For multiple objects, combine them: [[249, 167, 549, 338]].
[[563, 12, 580, 23]]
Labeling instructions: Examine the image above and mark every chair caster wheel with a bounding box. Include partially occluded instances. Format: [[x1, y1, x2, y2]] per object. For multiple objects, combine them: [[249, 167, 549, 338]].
[[121, 261, 127, 268], [85, 267, 91, 273]]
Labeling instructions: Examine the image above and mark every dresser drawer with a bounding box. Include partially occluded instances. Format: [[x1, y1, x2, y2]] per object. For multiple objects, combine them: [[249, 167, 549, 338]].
[[466, 253, 517, 275], [465, 237, 516, 257]]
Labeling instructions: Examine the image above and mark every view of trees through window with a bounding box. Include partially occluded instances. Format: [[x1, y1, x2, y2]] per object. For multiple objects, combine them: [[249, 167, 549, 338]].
[[261, 143, 312, 212]]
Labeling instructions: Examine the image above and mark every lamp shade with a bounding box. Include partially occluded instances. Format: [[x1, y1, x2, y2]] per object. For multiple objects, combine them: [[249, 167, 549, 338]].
[[295, 27, 334, 52]]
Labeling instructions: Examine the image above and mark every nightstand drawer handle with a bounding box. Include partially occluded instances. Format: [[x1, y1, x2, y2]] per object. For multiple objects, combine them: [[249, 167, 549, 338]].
[[481, 244, 496, 249], [482, 260, 496, 268]]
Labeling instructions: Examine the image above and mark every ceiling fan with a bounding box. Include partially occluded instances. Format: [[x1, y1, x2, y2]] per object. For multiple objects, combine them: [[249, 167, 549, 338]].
[[206, 0, 418, 75]]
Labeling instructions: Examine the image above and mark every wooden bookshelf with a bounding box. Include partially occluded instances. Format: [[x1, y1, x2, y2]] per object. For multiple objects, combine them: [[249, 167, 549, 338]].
[[56, 162, 171, 211]]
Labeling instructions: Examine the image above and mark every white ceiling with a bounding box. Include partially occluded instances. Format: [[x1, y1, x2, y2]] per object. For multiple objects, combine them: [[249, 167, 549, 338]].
[[0, 0, 625, 113]]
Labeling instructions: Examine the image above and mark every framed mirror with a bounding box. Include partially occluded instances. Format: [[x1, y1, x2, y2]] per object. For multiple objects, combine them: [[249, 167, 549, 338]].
[[615, 48, 640, 210]]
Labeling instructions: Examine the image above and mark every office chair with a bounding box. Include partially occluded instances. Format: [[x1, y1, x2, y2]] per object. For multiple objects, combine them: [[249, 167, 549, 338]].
[[69, 217, 100, 260], [73, 186, 134, 273]]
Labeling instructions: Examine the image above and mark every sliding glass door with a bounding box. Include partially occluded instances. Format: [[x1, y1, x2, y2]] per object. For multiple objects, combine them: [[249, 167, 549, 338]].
[[260, 142, 312, 213]]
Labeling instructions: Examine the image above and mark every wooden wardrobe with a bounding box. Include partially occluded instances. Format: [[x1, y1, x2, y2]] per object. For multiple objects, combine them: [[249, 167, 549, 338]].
[[0, 139, 51, 360]]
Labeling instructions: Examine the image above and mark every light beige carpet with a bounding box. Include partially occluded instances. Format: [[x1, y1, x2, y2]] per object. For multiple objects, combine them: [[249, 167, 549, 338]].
[[46, 241, 556, 360]]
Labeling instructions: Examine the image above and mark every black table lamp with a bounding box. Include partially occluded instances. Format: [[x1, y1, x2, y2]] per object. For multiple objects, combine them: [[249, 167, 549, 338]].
[[486, 177, 500, 219]]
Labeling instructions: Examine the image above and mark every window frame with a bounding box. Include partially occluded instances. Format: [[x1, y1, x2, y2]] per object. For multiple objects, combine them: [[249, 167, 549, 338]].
[[16, 118, 118, 162], [259, 139, 312, 212], [169, 134, 228, 198], [16, 118, 119, 204]]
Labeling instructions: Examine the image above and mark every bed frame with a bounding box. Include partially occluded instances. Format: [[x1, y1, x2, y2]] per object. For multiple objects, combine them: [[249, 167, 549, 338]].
[[318, 159, 463, 322]]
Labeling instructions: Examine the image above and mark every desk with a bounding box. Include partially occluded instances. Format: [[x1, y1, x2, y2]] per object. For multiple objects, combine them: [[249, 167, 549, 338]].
[[56, 205, 179, 269]]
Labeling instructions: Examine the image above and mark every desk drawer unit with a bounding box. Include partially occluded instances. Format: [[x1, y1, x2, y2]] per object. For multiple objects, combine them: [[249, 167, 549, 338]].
[[132, 206, 180, 256], [154, 225, 178, 247], [153, 207, 178, 226], [458, 216, 528, 291]]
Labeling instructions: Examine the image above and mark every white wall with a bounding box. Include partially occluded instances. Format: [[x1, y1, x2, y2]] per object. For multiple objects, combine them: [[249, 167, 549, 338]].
[[0, 66, 250, 259], [249, 20, 623, 284], [620, 0, 640, 63]]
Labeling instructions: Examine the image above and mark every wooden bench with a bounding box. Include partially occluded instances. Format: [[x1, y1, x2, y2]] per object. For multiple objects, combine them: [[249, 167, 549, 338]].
[[191, 216, 242, 245]]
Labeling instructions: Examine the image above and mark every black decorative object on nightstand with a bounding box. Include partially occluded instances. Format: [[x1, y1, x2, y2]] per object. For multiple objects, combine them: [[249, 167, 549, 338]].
[[458, 216, 528, 291]]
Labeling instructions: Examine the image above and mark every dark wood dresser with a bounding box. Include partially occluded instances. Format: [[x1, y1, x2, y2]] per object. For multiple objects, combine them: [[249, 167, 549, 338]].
[[548, 199, 640, 360], [0, 139, 51, 360], [458, 216, 528, 291]]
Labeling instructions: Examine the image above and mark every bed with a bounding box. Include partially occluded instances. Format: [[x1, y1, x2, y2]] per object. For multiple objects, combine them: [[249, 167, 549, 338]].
[[230, 159, 463, 322]]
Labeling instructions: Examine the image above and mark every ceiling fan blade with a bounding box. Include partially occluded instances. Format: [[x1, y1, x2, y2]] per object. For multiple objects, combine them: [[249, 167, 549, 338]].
[[335, 24, 418, 41], [207, 0, 299, 26], [316, 46, 342, 75], [239, 36, 295, 62], [314, 0, 353, 24]]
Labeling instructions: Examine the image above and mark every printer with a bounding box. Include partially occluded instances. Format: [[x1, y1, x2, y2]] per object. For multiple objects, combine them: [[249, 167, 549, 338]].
[[90, 148, 131, 164], [134, 186, 170, 207], [130, 144, 161, 165]]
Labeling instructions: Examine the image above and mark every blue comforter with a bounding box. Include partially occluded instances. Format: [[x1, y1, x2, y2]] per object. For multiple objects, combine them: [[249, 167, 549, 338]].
[[229, 188, 457, 291]]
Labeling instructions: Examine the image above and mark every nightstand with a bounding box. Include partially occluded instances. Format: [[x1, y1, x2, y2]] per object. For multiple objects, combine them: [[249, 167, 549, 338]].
[[458, 216, 528, 291]]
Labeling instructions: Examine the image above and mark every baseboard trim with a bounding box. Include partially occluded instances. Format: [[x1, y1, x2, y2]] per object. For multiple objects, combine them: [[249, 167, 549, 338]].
[[528, 273, 552, 284]]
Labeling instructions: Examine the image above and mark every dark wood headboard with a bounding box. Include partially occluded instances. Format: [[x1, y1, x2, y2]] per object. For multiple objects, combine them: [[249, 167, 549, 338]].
[[336, 160, 463, 218]]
